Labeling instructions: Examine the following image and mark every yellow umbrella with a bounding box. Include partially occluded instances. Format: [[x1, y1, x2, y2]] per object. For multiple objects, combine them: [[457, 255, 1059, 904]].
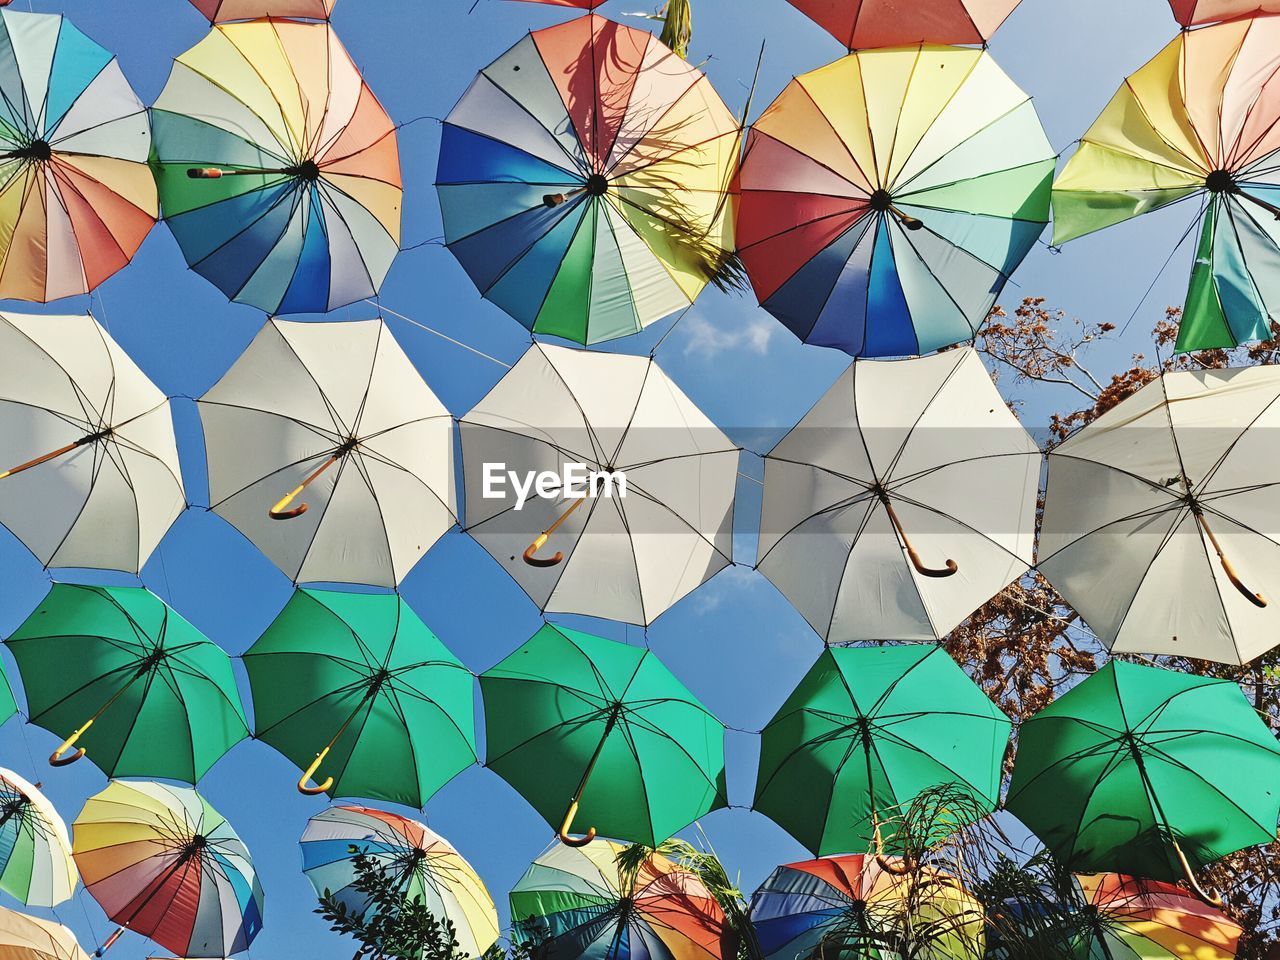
[[0, 906, 90, 960]]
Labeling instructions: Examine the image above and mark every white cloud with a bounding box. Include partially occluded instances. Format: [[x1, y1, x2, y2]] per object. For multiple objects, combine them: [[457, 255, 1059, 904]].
[[682, 312, 776, 359]]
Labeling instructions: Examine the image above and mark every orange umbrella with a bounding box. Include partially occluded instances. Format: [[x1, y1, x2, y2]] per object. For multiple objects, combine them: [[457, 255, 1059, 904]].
[[785, 0, 1020, 48], [189, 0, 336, 20]]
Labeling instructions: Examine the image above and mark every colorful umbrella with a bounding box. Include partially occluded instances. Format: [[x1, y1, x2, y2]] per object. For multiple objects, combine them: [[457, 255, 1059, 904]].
[[755, 645, 1010, 858], [784, 0, 1021, 49], [438, 14, 739, 344], [461, 343, 737, 626], [0, 769, 76, 908], [301, 806, 499, 958], [510, 840, 726, 960], [0, 10, 155, 302], [0, 313, 184, 574], [190, 0, 337, 20], [0, 907, 90, 960], [73, 780, 264, 958], [5, 584, 248, 783], [1053, 19, 1280, 352], [198, 318, 457, 588], [244, 589, 477, 806], [1168, 0, 1280, 24], [1039, 365, 1280, 664], [1007, 661, 1280, 889], [509, 0, 606, 6], [737, 45, 1053, 358], [480, 624, 728, 848], [757, 348, 1039, 642], [151, 19, 401, 315]]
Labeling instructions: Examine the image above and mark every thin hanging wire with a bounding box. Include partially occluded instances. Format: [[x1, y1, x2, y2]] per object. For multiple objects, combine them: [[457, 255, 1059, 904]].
[[366, 299, 512, 368]]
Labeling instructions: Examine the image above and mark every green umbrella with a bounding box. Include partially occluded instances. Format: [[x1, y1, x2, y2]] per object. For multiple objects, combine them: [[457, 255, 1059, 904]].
[[243, 589, 476, 807], [480, 625, 727, 848], [755, 645, 1010, 857], [5, 584, 248, 783], [1007, 660, 1280, 896]]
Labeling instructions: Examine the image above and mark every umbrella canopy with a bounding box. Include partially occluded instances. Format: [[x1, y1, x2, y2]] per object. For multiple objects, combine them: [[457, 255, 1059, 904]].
[[73, 780, 264, 958], [244, 589, 477, 807], [151, 19, 400, 315], [1053, 19, 1280, 352], [5, 584, 249, 783], [737, 45, 1052, 358], [461, 343, 737, 626], [757, 348, 1039, 642], [0, 313, 184, 574], [190, 0, 337, 20], [301, 806, 499, 958], [0, 662, 14, 727], [784, 0, 1021, 49], [511, 840, 725, 960], [1007, 661, 1280, 884], [0, 907, 90, 960], [0, 769, 76, 908], [198, 318, 456, 588], [480, 624, 727, 848], [1168, 0, 1280, 24], [509, 0, 606, 6], [0, 10, 155, 302], [1039, 365, 1280, 664], [438, 14, 739, 345], [755, 645, 1010, 858]]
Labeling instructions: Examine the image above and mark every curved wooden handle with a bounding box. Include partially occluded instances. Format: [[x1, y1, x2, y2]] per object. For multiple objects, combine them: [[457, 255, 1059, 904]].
[[1220, 553, 1267, 608], [270, 486, 310, 520], [907, 550, 959, 579], [524, 533, 565, 568], [558, 799, 596, 847], [49, 723, 93, 768], [1173, 839, 1225, 908], [298, 749, 334, 796]]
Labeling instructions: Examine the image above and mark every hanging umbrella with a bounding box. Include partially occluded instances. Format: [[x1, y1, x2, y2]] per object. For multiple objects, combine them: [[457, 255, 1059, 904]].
[[510, 840, 726, 960], [0, 10, 155, 302], [0, 313, 184, 574], [301, 805, 499, 958], [461, 343, 737, 626], [736, 45, 1053, 358], [151, 19, 400, 315], [190, 0, 337, 20], [783, 0, 1021, 49], [757, 348, 1039, 642], [1039, 365, 1280, 664], [1007, 661, 1280, 894], [438, 14, 739, 345], [1168, 0, 1280, 24], [5, 584, 248, 783], [508, 0, 606, 6], [1053, 19, 1280, 352], [480, 624, 727, 848], [0, 769, 76, 908], [73, 780, 264, 958], [243, 589, 477, 806], [0, 907, 90, 960], [198, 318, 456, 588]]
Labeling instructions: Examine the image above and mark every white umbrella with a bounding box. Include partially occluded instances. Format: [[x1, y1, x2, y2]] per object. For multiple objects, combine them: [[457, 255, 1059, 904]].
[[198, 318, 456, 587], [757, 348, 1040, 642], [1039, 365, 1280, 664], [0, 313, 184, 573], [461, 343, 738, 626]]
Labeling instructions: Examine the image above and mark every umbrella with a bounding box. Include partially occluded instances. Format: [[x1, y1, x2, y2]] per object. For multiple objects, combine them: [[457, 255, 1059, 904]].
[[190, 0, 337, 20], [1168, 0, 1280, 24], [1006, 661, 1280, 893], [736, 45, 1053, 358], [243, 589, 477, 806], [0, 313, 184, 574], [5, 584, 248, 783], [198, 318, 457, 588], [755, 645, 1010, 858], [0, 661, 14, 727], [438, 14, 739, 345], [509, 0, 606, 6], [73, 780, 264, 958], [480, 624, 727, 848], [0, 907, 90, 960], [1053, 19, 1280, 352], [0, 10, 155, 302], [461, 343, 737, 626], [301, 805, 499, 958], [510, 840, 725, 960], [151, 19, 400, 315], [750, 856, 985, 960], [757, 348, 1039, 642], [0, 769, 76, 908], [783, 0, 1021, 49], [1038, 365, 1280, 664]]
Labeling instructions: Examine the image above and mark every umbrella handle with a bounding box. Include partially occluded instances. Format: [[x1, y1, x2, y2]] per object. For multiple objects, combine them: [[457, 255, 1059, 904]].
[[95, 927, 125, 956], [881, 496, 958, 579], [558, 799, 596, 847], [1195, 509, 1266, 607], [523, 533, 564, 568], [1174, 840, 1225, 909], [49, 722, 94, 767], [270, 454, 345, 520], [298, 748, 335, 796]]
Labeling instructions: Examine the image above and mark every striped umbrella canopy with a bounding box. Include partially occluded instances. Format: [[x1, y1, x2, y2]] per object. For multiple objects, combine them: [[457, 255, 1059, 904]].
[[151, 19, 401, 315], [784, 0, 1021, 49], [190, 0, 337, 20], [0, 907, 90, 960], [0, 10, 155, 302], [73, 780, 264, 959], [301, 806, 500, 958], [511, 840, 725, 960], [0, 769, 76, 908], [438, 14, 739, 345], [1168, 0, 1280, 23]]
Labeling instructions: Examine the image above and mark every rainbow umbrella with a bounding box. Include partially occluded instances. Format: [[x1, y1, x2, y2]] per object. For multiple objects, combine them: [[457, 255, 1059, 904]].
[[737, 45, 1053, 358], [438, 14, 739, 345], [73, 780, 264, 959], [190, 0, 337, 20], [301, 806, 500, 958], [151, 20, 401, 315], [784, 0, 1021, 49], [0, 907, 90, 960], [511, 840, 725, 960], [0, 770, 75, 909], [1168, 0, 1280, 24]]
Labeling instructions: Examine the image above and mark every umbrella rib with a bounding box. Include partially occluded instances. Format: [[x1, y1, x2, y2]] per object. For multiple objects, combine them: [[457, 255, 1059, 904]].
[[884, 46, 986, 194], [606, 126, 741, 185], [893, 99, 1034, 197], [463, 68, 586, 175], [598, 67, 708, 181]]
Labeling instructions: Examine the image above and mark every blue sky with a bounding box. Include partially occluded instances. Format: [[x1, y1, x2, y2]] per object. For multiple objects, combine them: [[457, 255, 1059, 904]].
[[0, 0, 1198, 956]]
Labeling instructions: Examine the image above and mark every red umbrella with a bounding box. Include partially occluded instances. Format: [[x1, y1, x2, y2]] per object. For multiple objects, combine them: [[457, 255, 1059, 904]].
[[1169, 0, 1280, 22], [189, 0, 336, 20], [508, 0, 607, 7], [786, 0, 1020, 48]]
